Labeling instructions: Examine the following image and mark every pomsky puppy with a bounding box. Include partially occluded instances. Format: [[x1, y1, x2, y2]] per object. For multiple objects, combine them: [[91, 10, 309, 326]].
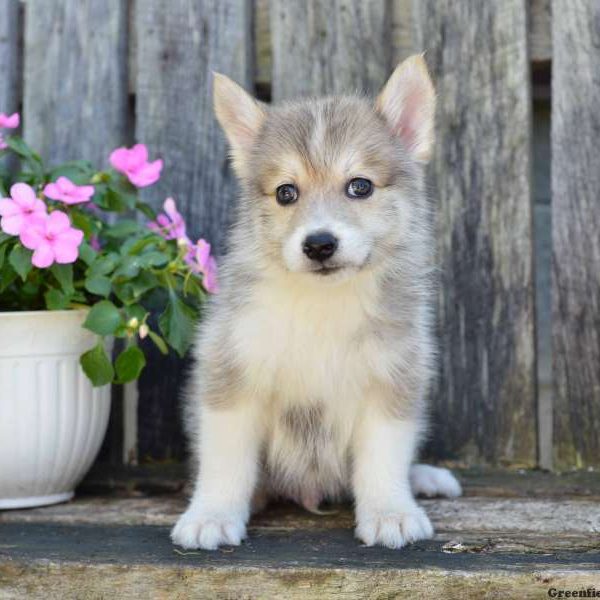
[[172, 54, 461, 551]]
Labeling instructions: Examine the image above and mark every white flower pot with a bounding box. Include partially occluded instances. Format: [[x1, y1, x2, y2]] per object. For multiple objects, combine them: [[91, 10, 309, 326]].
[[0, 310, 111, 509]]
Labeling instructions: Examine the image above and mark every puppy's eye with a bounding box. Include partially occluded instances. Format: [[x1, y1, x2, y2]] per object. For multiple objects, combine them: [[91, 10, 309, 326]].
[[276, 184, 299, 206], [346, 178, 373, 199]]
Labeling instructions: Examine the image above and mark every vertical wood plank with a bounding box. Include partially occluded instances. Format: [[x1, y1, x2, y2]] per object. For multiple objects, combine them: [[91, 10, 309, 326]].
[[530, 0, 552, 63], [134, 0, 252, 460], [23, 0, 129, 166], [270, 0, 392, 100], [552, 0, 600, 469], [135, 0, 251, 252], [22, 1, 129, 467], [415, 1, 537, 466], [0, 0, 21, 117]]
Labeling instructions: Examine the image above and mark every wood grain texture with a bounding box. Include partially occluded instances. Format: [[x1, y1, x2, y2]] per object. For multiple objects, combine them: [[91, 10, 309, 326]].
[[551, 0, 600, 468], [390, 0, 552, 65], [23, 0, 129, 166], [270, 0, 392, 100], [530, 0, 552, 62], [134, 0, 252, 460], [415, 1, 537, 466], [135, 0, 251, 251], [0, 0, 21, 116], [391, 0, 416, 64]]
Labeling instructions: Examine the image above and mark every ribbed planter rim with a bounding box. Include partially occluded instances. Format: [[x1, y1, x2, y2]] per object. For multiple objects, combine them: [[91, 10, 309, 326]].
[[0, 308, 90, 317]]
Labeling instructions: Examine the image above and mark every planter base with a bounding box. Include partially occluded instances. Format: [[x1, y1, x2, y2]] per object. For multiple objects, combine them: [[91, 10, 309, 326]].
[[0, 491, 74, 510]]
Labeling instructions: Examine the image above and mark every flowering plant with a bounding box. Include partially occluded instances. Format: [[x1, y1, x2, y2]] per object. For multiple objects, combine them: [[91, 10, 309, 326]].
[[0, 113, 216, 386]]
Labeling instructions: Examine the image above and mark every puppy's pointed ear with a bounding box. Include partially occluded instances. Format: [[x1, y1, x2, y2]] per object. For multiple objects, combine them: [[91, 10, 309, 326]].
[[213, 73, 266, 170], [376, 54, 435, 163]]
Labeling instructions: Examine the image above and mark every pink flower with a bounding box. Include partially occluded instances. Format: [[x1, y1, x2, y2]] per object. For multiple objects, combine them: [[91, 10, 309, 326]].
[[20, 211, 84, 268], [189, 238, 218, 293], [109, 143, 163, 187], [202, 255, 218, 294], [147, 197, 218, 293], [44, 176, 94, 205], [148, 197, 189, 243], [0, 112, 19, 129], [0, 134, 7, 150], [194, 239, 211, 270], [0, 183, 47, 235], [89, 235, 101, 252]]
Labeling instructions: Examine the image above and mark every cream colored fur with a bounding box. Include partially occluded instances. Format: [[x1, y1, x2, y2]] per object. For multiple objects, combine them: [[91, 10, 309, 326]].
[[172, 55, 461, 551]]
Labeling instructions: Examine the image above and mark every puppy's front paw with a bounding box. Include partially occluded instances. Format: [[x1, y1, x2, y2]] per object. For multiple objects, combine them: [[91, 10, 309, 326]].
[[356, 504, 433, 549], [171, 509, 246, 550]]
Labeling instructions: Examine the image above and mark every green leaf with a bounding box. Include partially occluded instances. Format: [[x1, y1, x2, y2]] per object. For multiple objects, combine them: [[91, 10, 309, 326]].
[[130, 271, 158, 295], [0, 263, 17, 292], [124, 304, 147, 322], [112, 282, 136, 305], [139, 250, 169, 268], [9, 244, 32, 281], [136, 201, 157, 220], [127, 236, 160, 254], [88, 253, 117, 276], [49, 160, 95, 183], [108, 184, 137, 209], [4, 136, 44, 179], [0, 243, 7, 268], [158, 292, 198, 357], [105, 220, 141, 238], [82, 300, 123, 335], [97, 186, 137, 213], [115, 345, 146, 383], [50, 264, 74, 294], [112, 255, 142, 279], [183, 274, 207, 303], [80, 342, 114, 387], [70, 211, 94, 238], [112, 272, 158, 305], [44, 288, 70, 310], [148, 330, 169, 355], [78, 241, 97, 266], [85, 275, 112, 297]]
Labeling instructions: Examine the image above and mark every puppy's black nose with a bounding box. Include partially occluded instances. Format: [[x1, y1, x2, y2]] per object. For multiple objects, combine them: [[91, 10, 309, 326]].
[[303, 231, 338, 262]]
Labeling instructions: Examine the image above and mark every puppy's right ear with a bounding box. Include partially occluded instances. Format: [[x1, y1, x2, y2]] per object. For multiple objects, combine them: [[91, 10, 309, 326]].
[[213, 73, 266, 172]]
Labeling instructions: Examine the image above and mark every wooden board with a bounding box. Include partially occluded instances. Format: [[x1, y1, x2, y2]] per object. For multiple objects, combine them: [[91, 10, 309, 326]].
[[0, 0, 21, 117], [551, 0, 600, 469], [22, 0, 129, 166], [134, 0, 253, 460], [257, 0, 551, 96], [270, 0, 392, 101], [415, 1, 537, 466], [530, 0, 552, 63]]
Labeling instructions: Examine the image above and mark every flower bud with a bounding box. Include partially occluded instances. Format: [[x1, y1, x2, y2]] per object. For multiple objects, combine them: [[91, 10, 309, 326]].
[[139, 324, 149, 339], [127, 317, 139, 329]]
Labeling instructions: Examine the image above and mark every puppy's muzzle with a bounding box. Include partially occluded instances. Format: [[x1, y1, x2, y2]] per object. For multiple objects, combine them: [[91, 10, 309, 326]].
[[302, 231, 338, 262]]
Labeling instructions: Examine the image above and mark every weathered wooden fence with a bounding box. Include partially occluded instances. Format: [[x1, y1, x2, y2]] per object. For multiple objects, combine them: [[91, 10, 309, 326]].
[[1, 0, 598, 470]]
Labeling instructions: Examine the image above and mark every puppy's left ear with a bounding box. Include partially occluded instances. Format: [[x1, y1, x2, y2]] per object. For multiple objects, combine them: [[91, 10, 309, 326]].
[[376, 54, 435, 163], [213, 73, 266, 172]]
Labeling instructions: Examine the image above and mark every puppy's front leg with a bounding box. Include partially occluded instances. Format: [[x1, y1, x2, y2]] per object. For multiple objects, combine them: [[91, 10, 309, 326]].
[[171, 400, 262, 550], [353, 405, 433, 549]]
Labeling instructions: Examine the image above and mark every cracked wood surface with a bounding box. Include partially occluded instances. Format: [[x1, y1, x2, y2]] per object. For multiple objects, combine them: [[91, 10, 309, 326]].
[[415, 1, 537, 466], [551, 0, 600, 469]]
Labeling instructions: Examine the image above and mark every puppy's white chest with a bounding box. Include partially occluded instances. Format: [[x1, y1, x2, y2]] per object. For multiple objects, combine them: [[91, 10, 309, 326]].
[[232, 277, 372, 404]]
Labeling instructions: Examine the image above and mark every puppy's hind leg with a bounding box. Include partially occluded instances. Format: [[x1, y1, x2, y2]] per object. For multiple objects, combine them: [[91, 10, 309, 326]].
[[410, 464, 462, 498]]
